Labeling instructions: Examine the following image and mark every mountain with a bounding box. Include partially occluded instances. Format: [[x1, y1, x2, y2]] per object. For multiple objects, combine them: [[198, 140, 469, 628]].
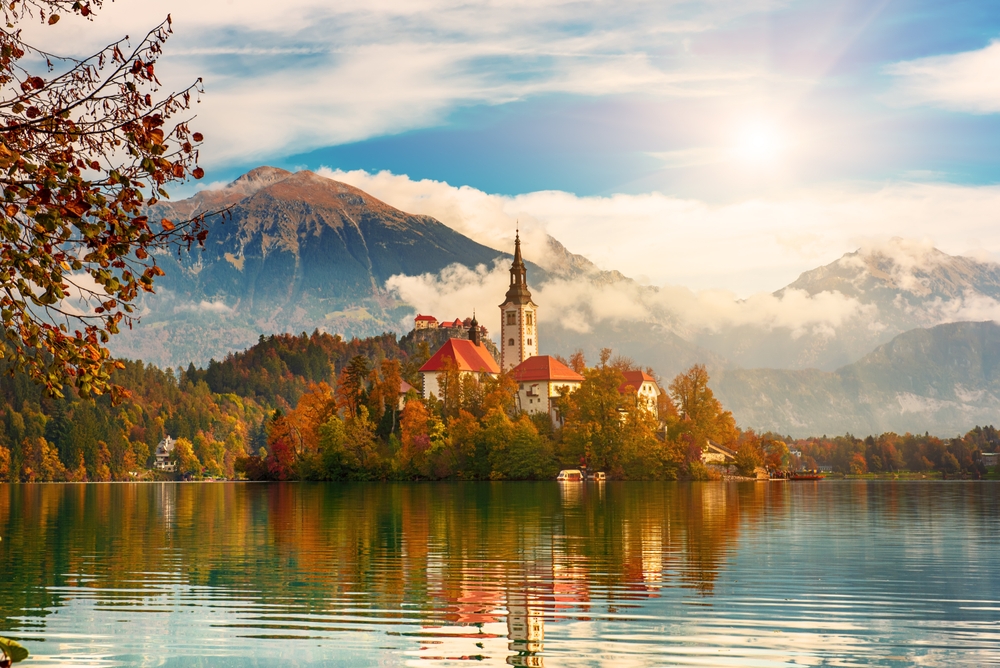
[[114, 167, 713, 371], [713, 321, 1000, 437], [105, 167, 1000, 439], [697, 240, 1000, 371], [111, 168, 517, 366]]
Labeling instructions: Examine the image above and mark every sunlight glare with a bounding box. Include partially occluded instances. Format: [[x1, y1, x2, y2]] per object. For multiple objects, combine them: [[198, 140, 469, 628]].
[[733, 121, 786, 166]]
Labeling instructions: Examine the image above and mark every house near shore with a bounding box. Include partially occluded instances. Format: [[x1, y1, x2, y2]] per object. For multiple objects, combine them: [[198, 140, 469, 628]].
[[510, 355, 584, 428], [154, 436, 177, 472], [701, 440, 736, 465]]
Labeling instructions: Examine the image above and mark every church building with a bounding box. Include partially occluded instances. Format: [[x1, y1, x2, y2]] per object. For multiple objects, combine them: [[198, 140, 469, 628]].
[[418, 314, 500, 399], [499, 231, 538, 371]]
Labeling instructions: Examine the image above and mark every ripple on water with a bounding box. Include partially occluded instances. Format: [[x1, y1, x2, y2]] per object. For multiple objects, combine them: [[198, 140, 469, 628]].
[[1, 481, 999, 666]]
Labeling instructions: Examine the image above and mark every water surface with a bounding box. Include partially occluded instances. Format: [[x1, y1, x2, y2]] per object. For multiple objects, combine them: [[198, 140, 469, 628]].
[[2, 481, 998, 666]]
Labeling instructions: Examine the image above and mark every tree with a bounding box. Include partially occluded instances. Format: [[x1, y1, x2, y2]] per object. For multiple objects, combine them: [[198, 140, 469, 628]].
[[667, 365, 737, 460], [0, 1, 214, 399], [336, 356, 370, 418], [171, 437, 201, 477]]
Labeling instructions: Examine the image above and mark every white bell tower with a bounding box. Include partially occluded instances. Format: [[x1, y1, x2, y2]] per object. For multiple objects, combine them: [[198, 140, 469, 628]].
[[499, 231, 538, 371]]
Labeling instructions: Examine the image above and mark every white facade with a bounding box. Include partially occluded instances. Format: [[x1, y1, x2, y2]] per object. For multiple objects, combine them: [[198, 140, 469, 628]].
[[501, 305, 538, 372], [499, 232, 538, 372], [517, 380, 580, 426], [154, 436, 177, 472]]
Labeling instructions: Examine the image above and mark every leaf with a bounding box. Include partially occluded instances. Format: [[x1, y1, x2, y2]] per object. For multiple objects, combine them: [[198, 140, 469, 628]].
[[0, 637, 28, 663], [160, 218, 175, 231], [192, 167, 204, 180], [48, 14, 60, 24], [192, 132, 204, 142], [4, 205, 17, 217]]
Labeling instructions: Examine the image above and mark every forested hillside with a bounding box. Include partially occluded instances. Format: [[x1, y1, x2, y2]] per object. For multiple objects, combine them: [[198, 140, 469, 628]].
[[0, 328, 994, 483]]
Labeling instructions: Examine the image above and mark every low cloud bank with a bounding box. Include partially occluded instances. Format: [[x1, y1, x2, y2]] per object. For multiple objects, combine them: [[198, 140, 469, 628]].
[[324, 168, 1000, 296], [386, 261, 871, 340]]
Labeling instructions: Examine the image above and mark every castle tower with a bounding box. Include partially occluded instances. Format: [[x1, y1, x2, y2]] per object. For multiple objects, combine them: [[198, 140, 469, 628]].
[[499, 231, 538, 371]]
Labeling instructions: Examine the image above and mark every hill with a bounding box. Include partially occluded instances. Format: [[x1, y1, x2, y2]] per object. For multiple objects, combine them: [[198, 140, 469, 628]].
[[713, 321, 1000, 437]]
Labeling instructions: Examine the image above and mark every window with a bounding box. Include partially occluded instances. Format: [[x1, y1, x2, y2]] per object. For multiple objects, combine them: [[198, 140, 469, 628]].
[[506, 312, 516, 326], [508, 338, 515, 346], [526, 312, 533, 326], [527, 338, 532, 346]]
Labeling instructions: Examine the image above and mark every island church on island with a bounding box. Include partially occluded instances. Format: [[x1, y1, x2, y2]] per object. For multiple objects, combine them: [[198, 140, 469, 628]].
[[418, 232, 587, 427]]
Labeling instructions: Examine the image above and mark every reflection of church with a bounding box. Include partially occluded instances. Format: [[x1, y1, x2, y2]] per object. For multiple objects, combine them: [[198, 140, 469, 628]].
[[506, 585, 544, 667]]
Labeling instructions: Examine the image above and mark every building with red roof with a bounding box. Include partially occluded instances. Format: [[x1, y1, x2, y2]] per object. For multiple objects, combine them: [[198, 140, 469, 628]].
[[618, 370, 661, 416], [510, 355, 584, 427], [419, 318, 500, 399], [413, 314, 438, 330]]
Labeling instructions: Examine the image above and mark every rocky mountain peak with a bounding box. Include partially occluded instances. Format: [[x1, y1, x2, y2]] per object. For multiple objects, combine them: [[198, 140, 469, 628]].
[[785, 239, 1000, 302]]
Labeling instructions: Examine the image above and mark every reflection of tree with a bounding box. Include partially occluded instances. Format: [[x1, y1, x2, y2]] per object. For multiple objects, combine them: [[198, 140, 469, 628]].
[[0, 481, 773, 649]]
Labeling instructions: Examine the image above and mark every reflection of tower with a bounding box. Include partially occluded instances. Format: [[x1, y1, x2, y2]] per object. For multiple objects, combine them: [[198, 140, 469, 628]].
[[506, 586, 544, 667], [499, 231, 539, 372]]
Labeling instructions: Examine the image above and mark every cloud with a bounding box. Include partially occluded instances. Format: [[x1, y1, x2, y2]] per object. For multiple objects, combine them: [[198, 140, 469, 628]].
[[16, 0, 797, 164], [885, 40, 1000, 113], [323, 168, 1000, 296], [386, 259, 869, 341], [173, 300, 233, 314]]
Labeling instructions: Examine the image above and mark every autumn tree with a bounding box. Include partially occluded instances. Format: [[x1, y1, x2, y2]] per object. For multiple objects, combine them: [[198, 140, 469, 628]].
[[0, 1, 215, 398], [667, 364, 737, 465]]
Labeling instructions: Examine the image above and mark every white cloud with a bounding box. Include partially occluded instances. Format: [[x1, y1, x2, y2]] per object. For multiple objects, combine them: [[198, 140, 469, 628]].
[[173, 300, 233, 314], [323, 168, 1000, 296], [386, 258, 869, 341], [14, 0, 798, 164], [885, 39, 1000, 113]]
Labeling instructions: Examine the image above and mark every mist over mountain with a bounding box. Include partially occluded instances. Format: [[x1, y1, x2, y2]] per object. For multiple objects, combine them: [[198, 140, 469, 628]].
[[713, 321, 1000, 438], [105, 167, 1000, 436], [112, 168, 516, 366], [697, 240, 1000, 371]]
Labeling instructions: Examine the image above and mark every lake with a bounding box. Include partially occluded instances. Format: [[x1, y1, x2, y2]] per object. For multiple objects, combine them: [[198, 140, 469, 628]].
[[1, 481, 998, 666]]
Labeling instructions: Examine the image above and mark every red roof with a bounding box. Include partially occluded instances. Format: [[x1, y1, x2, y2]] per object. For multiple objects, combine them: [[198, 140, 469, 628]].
[[414, 314, 437, 322], [419, 339, 501, 374], [510, 355, 584, 383], [619, 370, 657, 393], [399, 379, 414, 395]]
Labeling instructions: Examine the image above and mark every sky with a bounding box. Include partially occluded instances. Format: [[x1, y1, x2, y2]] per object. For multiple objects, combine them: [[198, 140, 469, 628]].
[[25, 0, 1000, 295]]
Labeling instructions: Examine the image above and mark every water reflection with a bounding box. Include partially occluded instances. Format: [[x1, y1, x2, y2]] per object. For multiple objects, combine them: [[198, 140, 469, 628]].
[[0, 481, 999, 666]]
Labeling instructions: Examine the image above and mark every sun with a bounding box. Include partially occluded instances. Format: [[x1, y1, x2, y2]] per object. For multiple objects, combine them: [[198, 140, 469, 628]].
[[733, 121, 786, 166]]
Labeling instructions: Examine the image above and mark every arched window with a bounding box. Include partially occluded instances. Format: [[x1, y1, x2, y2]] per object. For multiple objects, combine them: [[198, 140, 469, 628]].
[[508, 338, 515, 346]]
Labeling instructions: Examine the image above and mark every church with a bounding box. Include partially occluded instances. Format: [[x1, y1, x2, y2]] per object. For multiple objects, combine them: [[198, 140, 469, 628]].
[[419, 232, 585, 426]]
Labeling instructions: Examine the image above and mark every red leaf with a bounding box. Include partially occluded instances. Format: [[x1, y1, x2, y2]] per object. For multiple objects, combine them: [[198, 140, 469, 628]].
[[160, 218, 175, 231], [192, 167, 204, 179], [192, 132, 204, 142]]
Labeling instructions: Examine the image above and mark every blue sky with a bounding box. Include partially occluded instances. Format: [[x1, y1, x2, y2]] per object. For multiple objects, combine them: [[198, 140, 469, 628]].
[[276, 0, 1000, 199], [36, 0, 1000, 293]]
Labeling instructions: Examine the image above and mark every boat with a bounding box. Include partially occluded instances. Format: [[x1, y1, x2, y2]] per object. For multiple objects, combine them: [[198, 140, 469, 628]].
[[589, 472, 606, 482], [557, 469, 584, 482], [789, 471, 823, 480]]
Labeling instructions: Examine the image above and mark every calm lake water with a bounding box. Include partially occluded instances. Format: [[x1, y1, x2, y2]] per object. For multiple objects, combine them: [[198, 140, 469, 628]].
[[1, 481, 999, 666]]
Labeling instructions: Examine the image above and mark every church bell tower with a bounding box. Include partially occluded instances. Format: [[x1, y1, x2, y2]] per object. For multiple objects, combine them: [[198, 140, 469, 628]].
[[499, 231, 538, 371]]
